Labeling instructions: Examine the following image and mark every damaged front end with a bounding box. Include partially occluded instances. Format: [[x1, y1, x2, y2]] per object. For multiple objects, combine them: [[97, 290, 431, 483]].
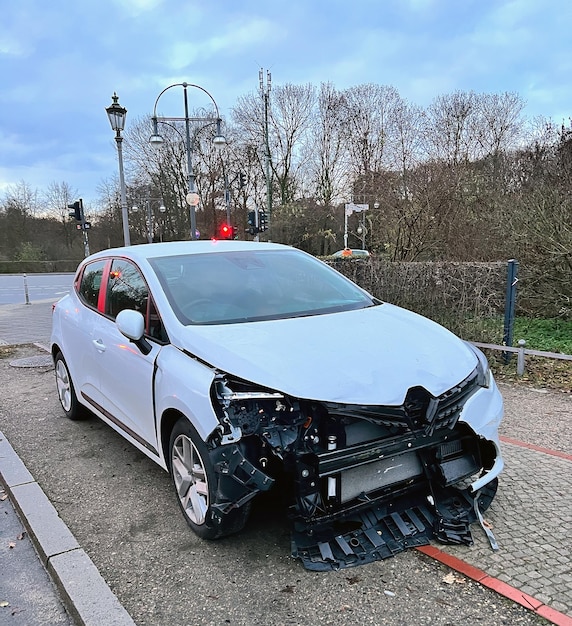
[[208, 363, 503, 570]]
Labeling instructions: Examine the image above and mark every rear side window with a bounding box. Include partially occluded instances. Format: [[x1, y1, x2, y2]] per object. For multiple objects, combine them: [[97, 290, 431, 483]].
[[78, 260, 106, 308]]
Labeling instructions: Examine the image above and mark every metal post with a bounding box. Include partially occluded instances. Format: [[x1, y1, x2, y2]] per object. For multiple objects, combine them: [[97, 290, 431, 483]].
[[260, 69, 272, 227], [23, 273, 30, 305], [147, 199, 153, 243], [517, 339, 526, 376], [224, 171, 231, 226], [79, 199, 90, 258], [254, 207, 260, 243], [183, 85, 197, 240], [115, 134, 131, 247], [503, 259, 519, 363]]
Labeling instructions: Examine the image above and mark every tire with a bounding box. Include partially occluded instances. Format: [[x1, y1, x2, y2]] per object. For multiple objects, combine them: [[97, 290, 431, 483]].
[[54, 353, 86, 421], [168, 417, 250, 539]]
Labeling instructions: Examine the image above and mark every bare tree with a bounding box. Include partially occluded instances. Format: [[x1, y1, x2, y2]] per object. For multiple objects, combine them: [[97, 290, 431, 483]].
[[341, 83, 402, 180], [232, 82, 316, 207], [0, 182, 40, 258], [305, 82, 350, 207], [422, 91, 480, 166], [270, 83, 316, 204], [43, 181, 79, 250], [473, 92, 525, 158]]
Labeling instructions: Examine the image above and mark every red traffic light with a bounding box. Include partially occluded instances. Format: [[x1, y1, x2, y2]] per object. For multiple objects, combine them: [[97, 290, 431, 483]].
[[219, 223, 234, 239]]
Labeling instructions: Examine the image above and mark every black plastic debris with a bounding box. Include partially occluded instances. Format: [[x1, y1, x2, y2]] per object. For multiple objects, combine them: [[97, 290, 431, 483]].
[[291, 479, 498, 571]]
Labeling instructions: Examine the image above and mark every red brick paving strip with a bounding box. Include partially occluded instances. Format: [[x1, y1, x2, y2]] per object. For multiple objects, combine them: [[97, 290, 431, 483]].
[[417, 546, 572, 625], [499, 436, 572, 462]]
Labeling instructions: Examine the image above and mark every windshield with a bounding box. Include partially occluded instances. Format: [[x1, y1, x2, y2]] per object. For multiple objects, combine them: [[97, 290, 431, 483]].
[[150, 249, 378, 325]]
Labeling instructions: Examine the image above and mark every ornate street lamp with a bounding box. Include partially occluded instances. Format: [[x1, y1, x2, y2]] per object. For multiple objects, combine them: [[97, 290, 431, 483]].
[[106, 93, 130, 246], [149, 82, 226, 240]]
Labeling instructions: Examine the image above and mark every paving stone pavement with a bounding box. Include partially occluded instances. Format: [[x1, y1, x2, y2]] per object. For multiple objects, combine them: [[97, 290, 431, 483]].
[[438, 441, 572, 617]]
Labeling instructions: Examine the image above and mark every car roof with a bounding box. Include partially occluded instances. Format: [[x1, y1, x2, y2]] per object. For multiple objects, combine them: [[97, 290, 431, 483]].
[[83, 240, 293, 264]]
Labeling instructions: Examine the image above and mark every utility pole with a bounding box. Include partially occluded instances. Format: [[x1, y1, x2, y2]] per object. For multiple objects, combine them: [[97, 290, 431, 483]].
[[259, 68, 272, 228], [80, 199, 90, 257]]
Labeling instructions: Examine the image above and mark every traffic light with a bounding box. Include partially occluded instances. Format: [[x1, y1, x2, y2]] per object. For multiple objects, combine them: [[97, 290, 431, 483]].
[[68, 199, 90, 231], [68, 201, 81, 221], [259, 211, 268, 232], [247, 210, 258, 235], [238, 172, 246, 189], [219, 223, 234, 240]]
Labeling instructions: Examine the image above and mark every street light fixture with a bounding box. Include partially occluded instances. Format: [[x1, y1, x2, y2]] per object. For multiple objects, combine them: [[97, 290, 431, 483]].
[[149, 82, 226, 240], [106, 93, 131, 247]]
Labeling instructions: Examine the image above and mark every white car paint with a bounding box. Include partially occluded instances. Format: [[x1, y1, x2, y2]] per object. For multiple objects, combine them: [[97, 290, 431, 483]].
[[51, 240, 504, 493]]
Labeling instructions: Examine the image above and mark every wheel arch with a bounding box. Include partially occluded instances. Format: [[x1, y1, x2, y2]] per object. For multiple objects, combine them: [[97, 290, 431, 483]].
[[51, 343, 63, 363], [160, 408, 195, 470]]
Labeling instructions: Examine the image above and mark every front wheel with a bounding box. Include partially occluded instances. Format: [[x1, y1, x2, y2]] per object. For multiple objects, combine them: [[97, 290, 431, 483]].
[[168, 417, 250, 539], [54, 353, 86, 421]]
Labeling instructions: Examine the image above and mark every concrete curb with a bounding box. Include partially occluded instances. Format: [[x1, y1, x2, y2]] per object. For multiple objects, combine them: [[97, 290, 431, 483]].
[[0, 430, 136, 626]]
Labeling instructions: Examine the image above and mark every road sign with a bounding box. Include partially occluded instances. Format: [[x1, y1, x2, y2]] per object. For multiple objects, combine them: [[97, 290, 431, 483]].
[[186, 192, 200, 206]]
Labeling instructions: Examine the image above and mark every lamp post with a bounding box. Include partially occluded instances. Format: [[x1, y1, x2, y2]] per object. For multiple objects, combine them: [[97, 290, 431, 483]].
[[106, 93, 130, 246], [149, 82, 225, 240], [132, 196, 166, 243], [259, 68, 272, 227]]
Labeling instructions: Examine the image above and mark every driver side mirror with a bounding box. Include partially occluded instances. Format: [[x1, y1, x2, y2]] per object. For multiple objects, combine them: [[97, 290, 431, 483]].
[[116, 309, 152, 355]]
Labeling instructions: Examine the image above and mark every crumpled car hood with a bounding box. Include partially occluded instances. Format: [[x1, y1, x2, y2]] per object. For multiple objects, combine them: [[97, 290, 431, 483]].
[[174, 303, 477, 405]]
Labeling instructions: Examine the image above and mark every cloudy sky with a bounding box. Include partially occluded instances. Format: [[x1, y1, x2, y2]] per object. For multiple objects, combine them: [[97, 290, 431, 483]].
[[1, 0, 571, 206]]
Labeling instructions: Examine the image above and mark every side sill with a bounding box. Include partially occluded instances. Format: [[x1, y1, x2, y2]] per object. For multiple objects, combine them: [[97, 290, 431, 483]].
[[81, 393, 159, 457]]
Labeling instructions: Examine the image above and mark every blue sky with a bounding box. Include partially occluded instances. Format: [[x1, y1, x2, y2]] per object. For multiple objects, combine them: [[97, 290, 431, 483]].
[[1, 0, 571, 207]]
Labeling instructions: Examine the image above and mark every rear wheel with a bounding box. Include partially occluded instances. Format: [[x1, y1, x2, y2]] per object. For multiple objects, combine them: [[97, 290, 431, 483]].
[[54, 353, 86, 421], [169, 417, 250, 539]]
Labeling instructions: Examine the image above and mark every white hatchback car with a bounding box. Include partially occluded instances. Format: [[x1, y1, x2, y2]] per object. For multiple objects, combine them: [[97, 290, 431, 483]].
[[51, 240, 504, 570]]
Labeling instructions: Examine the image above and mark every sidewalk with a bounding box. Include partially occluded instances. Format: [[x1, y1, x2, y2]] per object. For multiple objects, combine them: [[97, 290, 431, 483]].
[[0, 300, 54, 346], [0, 433, 135, 626], [0, 302, 135, 625]]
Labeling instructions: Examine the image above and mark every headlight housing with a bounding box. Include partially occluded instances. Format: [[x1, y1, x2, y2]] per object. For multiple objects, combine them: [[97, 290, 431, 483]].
[[465, 342, 491, 388]]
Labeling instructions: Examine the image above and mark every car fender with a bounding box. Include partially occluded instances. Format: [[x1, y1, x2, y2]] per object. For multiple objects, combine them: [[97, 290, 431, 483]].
[[154, 345, 220, 445], [458, 375, 505, 490], [459, 374, 504, 442]]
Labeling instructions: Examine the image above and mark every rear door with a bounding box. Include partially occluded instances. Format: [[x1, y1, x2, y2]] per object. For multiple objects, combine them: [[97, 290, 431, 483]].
[[63, 258, 109, 404]]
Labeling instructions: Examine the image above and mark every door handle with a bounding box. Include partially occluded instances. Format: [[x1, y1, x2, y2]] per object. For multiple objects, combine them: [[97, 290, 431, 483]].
[[92, 338, 106, 352]]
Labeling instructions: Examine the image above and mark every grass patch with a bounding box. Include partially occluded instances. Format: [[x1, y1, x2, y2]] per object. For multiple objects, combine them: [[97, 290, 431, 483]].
[[427, 314, 572, 390], [512, 318, 572, 354], [435, 315, 572, 355]]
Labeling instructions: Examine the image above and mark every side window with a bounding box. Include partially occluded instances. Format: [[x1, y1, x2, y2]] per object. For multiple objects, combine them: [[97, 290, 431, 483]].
[[78, 260, 106, 308], [107, 259, 148, 319], [107, 259, 168, 343]]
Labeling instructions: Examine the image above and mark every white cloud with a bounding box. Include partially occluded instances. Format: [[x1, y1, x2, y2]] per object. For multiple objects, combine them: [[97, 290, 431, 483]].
[[0, 34, 29, 57], [163, 16, 279, 71], [111, 0, 166, 15]]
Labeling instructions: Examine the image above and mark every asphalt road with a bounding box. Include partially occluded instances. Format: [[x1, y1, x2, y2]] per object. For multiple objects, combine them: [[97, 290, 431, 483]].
[[0, 344, 554, 626], [0, 273, 74, 305]]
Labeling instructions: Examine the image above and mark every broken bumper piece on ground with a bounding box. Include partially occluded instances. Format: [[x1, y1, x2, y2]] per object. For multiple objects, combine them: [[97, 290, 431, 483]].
[[291, 479, 498, 571]]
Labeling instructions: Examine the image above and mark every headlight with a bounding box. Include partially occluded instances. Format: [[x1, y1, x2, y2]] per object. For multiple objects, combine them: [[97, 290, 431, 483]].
[[215, 379, 284, 404], [465, 342, 491, 388]]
